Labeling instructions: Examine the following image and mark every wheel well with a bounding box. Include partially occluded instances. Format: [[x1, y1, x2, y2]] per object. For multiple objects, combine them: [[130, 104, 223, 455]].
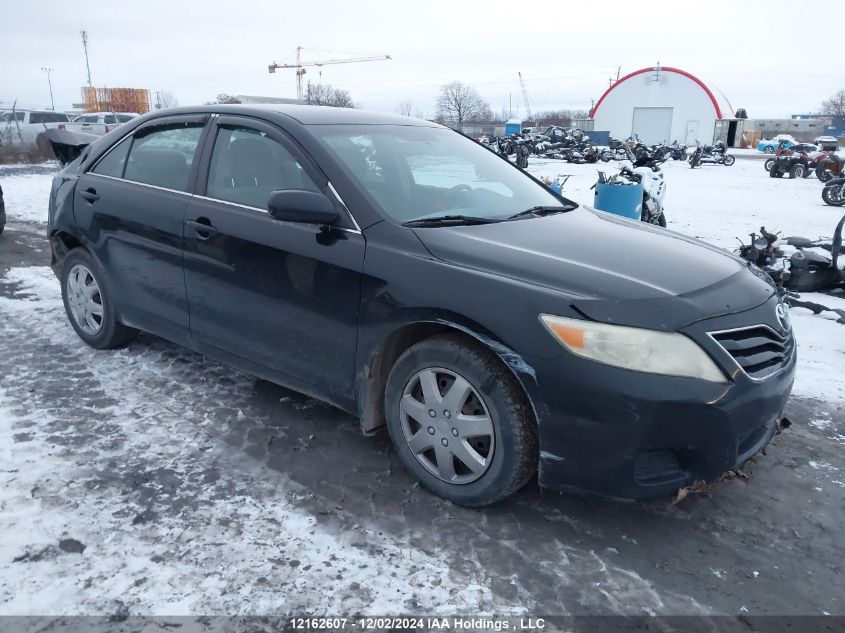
[[50, 231, 83, 262], [359, 322, 536, 435]]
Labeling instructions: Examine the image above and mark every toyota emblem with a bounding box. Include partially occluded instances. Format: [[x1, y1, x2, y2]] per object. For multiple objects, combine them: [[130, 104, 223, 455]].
[[775, 302, 791, 331]]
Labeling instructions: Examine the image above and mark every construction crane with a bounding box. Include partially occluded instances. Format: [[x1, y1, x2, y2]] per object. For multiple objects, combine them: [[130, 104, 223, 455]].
[[268, 47, 391, 101], [518, 72, 532, 123]]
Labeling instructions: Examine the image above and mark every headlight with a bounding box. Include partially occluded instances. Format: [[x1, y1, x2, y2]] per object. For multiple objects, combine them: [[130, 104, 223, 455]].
[[539, 314, 726, 383]]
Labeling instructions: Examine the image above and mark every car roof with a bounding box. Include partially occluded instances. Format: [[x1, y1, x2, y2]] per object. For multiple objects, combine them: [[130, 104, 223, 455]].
[[148, 104, 441, 127]]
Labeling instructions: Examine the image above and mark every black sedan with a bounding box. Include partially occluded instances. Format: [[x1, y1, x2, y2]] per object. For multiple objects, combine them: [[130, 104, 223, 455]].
[[46, 105, 795, 506]]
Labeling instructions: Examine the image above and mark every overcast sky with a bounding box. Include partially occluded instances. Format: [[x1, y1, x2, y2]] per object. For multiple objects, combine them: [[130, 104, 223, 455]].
[[3, 0, 842, 118]]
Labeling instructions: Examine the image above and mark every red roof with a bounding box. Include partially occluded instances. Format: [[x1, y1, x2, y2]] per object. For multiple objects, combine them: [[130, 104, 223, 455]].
[[591, 66, 727, 119]]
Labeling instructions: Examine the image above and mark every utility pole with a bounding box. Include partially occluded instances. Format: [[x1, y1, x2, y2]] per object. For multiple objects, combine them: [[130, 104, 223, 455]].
[[41, 67, 55, 110], [80, 30, 92, 86]]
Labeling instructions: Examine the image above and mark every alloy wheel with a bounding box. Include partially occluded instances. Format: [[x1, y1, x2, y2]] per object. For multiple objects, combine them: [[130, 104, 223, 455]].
[[399, 367, 495, 484], [66, 263, 104, 335]]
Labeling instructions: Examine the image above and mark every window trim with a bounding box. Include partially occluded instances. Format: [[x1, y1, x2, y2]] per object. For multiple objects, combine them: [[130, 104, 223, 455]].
[[195, 114, 360, 231], [86, 114, 212, 194]]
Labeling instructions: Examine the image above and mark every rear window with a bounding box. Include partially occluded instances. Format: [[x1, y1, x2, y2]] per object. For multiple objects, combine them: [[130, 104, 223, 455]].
[[30, 112, 69, 124]]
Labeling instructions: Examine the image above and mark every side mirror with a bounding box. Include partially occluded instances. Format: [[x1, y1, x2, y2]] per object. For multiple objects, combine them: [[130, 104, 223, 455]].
[[267, 190, 339, 226]]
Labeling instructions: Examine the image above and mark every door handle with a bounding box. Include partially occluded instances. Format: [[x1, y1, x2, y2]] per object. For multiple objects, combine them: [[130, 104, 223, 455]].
[[185, 218, 218, 240], [80, 188, 99, 202]]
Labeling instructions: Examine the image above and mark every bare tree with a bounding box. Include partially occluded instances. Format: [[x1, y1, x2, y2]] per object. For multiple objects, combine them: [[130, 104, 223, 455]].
[[306, 83, 355, 108], [397, 100, 413, 116], [534, 109, 589, 127], [204, 93, 241, 105], [435, 81, 492, 130], [820, 89, 845, 117], [156, 91, 179, 109]]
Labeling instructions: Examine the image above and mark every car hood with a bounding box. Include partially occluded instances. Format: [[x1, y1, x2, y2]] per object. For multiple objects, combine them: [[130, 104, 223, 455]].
[[413, 207, 776, 330]]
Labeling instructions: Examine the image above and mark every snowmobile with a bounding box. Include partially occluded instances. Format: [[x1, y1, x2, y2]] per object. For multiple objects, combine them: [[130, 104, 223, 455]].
[[667, 141, 688, 160], [736, 215, 845, 293], [596, 158, 668, 226], [689, 141, 735, 167], [599, 138, 631, 162]]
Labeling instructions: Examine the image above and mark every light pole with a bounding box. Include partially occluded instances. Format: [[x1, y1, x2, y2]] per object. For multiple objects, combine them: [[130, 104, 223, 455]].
[[41, 67, 55, 111]]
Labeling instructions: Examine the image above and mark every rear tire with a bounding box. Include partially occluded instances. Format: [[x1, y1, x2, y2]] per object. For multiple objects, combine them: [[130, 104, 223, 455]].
[[385, 334, 538, 507], [60, 248, 138, 349], [822, 185, 845, 207], [764, 146, 775, 154], [764, 159, 775, 172], [789, 164, 804, 179]]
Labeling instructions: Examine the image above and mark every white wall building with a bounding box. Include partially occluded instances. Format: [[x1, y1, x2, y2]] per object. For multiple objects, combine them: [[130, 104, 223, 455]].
[[591, 66, 737, 146]]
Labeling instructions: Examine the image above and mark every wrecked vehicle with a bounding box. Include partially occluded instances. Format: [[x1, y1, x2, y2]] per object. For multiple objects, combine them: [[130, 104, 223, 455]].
[[47, 105, 795, 506], [0, 183, 5, 235]]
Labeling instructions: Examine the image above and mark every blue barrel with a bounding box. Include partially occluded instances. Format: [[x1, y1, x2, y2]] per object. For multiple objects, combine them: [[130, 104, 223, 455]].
[[593, 182, 643, 220]]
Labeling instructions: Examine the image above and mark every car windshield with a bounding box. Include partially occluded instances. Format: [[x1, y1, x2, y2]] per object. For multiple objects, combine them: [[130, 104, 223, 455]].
[[310, 124, 573, 224]]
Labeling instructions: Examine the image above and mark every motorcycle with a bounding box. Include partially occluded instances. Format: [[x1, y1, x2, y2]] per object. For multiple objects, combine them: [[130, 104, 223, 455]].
[[689, 140, 735, 168], [822, 177, 845, 207], [514, 140, 530, 168]]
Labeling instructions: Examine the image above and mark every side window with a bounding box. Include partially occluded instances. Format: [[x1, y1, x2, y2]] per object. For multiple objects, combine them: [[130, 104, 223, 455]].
[[123, 123, 204, 192], [91, 136, 132, 178], [206, 125, 319, 210], [104, 115, 117, 124]]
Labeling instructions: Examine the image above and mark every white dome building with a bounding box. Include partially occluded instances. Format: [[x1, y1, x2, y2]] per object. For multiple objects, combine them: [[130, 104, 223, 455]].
[[591, 66, 737, 146]]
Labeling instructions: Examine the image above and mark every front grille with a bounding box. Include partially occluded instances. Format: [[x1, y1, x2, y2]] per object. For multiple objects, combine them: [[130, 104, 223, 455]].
[[710, 325, 794, 380]]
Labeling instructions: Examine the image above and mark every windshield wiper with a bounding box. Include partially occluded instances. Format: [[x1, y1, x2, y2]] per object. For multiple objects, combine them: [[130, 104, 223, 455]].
[[402, 215, 502, 227], [506, 205, 576, 220]]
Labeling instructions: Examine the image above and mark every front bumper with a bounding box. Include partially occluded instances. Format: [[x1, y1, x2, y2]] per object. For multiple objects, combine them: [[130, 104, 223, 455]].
[[529, 302, 796, 501]]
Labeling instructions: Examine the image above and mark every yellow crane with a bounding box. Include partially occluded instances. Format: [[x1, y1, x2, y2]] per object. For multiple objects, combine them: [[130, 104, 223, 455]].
[[268, 47, 391, 101]]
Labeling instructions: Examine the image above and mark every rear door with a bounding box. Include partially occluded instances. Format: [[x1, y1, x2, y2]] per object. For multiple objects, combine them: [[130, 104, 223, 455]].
[[74, 114, 209, 341], [182, 115, 365, 399]]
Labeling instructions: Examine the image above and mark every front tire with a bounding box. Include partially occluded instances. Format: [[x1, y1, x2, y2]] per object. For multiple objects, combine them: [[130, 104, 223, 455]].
[[822, 185, 845, 207], [764, 159, 775, 172], [60, 248, 138, 349], [723, 154, 735, 166], [816, 164, 832, 182], [789, 164, 804, 179], [385, 334, 538, 507], [764, 146, 775, 154]]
